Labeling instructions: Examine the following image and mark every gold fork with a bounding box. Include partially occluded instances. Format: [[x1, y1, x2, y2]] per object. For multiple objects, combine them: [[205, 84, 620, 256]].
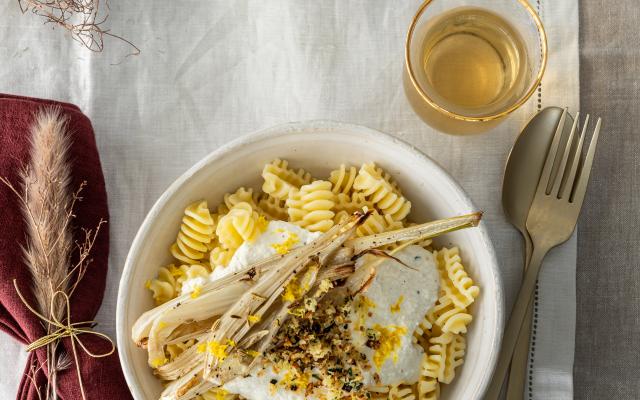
[[486, 109, 601, 399]]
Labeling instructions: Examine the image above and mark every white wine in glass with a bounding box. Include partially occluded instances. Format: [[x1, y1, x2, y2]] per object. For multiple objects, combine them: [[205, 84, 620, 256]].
[[405, 1, 547, 135]]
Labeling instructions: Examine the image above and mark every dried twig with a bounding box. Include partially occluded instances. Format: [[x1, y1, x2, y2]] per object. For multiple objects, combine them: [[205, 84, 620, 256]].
[[17, 0, 139, 57]]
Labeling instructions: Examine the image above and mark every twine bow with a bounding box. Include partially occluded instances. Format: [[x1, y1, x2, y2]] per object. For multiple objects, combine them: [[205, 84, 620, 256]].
[[13, 280, 115, 400]]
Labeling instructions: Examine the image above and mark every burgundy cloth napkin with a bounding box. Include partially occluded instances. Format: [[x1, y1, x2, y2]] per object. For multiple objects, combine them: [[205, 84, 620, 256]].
[[0, 94, 132, 400]]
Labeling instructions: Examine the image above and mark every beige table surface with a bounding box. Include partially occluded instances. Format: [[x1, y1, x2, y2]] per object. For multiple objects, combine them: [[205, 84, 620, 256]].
[[0, 0, 636, 399], [575, 1, 640, 398]]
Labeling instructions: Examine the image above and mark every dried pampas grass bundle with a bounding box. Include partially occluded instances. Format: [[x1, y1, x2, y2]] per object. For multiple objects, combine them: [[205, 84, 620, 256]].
[[22, 107, 74, 330], [1, 106, 108, 400]]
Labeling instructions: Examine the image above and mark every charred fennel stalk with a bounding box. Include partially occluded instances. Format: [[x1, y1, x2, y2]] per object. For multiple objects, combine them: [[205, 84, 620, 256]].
[[201, 213, 366, 383], [345, 212, 482, 253]]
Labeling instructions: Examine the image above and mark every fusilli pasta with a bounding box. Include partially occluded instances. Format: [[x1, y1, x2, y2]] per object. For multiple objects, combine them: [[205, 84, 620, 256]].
[[170, 201, 216, 264], [286, 180, 336, 232], [387, 384, 417, 400], [223, 187, 259, 211], [262, 158, 312, 199], [442, 333, 465, 384], [434, 247, 480, 309], [423, 332, 449, 382], [334, 191, 374, 214], [216, 202, 266, 249], [329, 164, 358, 194], [257, 192, 288, 220], [353, 163, 411, 221], [146, 263, 211, 304], [417, 372, 440, 400], [422, 331, 466, 385], [146, 265, 176, 305], [209, 246, 234, 268], [426, 295, 473, 335]]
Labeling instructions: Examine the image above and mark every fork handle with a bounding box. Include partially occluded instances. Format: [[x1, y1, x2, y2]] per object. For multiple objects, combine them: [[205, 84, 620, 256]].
[[506, 233, 534, 399], [485, 246, 548, 400]]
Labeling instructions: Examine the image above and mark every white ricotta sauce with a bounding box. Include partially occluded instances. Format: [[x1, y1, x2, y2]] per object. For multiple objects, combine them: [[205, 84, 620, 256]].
[[223, 367, 312, 400], [209, 220, 321, 282], [179, 276, 207, 296], [350, 245, 440, 386]]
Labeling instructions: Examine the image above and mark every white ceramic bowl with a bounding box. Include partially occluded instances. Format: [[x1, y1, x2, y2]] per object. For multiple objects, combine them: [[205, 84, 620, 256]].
[[116, 121, 503, 400]]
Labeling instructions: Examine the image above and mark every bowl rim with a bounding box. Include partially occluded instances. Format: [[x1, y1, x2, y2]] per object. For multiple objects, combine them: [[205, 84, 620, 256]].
[[116, 120, 504, 399]]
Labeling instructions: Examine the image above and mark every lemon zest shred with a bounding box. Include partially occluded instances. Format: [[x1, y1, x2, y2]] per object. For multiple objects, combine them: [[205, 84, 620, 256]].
[[282, 277, 299, 302], [190, 285, 202, 299], [197, 343, 207, 353], [248, 314, 262, 324], [390, 295, 404, 313], [151, 357, 168, 368], [271, 231, 300, 255], [371, 324, 407, 369], [281, 370, 311, 393], [354, 295, 377, 330], [207, 340, 229, 361]]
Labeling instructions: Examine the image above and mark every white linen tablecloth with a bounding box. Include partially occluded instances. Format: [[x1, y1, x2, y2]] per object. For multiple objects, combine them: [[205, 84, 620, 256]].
[[0, 1, 578, 398]]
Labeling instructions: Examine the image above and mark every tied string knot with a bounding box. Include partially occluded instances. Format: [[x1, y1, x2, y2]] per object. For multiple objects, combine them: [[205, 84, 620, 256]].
[[13, 280, 115, 400]]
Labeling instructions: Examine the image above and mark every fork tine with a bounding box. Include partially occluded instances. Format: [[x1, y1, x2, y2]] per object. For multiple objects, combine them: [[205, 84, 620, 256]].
[[561, 114, 588, 200], [571, 117, 601, 206], [536, 108, 567, 197], [552, 112, 581, 198]]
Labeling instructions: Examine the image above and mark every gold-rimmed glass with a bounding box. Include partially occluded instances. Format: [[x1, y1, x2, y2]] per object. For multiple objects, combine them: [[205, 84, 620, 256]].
[[404, 0, 547, 135]]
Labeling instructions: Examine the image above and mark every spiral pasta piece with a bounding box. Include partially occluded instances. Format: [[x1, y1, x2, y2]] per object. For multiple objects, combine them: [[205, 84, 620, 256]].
[[421, 331, 466, 385], [353, 163, 411, 221], [170, 201, 215, 264], [356, 209, 403, 237], [329, 164, 358, 194], [434, 247, 479, 309], [333, 210, 350, 225], [417, 371, 440, 400], [426, 295, 473, 335], [286, 180, 336, 232], [257, 192, 288, 220], [182, 263, 210, 280], [262, 158, 312, 199], [209, 246, 235, 268], [423, 332, 451, 382], [147, 263, 211, 303], [335, 191, 374, 214], [146, 266, 177, 305], [216, 202, 267, 250], [223, 187, 258, 211], [387, 384, 417, 400], [441, 333, 465, 384]]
